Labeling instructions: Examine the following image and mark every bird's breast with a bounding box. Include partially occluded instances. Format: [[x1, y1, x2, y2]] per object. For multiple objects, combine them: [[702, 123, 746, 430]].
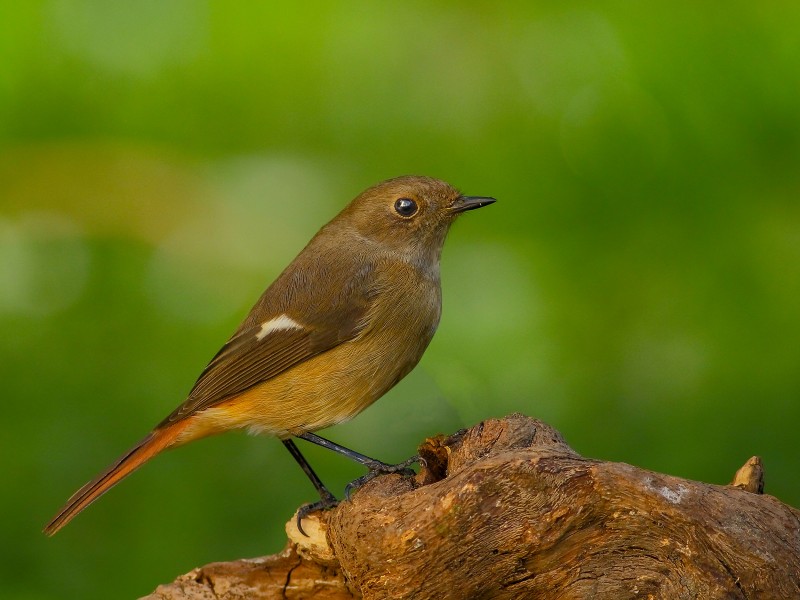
[[193, 267, 442, 438]]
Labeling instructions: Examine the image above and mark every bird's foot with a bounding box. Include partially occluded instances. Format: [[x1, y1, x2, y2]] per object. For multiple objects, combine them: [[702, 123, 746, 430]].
[[344, 454, 420, 500], [296, 489, 338, 537]]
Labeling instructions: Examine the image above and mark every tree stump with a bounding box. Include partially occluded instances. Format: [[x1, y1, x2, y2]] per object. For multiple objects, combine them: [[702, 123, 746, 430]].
[[143, 414, 800, 599]]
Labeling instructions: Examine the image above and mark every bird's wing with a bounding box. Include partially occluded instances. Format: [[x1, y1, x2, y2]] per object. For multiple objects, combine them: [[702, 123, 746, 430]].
[[157, 271, 373, 427]]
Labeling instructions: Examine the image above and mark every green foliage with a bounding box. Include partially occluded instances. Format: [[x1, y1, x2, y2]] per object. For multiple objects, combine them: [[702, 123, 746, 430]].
[[2, 2, 799, 598]]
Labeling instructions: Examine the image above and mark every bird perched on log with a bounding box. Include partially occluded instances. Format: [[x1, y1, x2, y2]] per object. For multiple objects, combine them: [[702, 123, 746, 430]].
[[44, 175, 495, 536]]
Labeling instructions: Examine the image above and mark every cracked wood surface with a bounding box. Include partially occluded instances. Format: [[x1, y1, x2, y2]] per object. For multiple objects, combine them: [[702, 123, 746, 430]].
[[144, 544, 353, 599], [142, 414, 800, 599]]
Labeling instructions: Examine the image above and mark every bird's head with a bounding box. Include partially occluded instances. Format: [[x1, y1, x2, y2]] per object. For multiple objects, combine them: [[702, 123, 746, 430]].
[[335, 175, 495, 267]]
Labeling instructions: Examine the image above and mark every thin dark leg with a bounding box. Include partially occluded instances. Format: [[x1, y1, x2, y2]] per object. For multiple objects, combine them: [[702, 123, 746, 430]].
[[298, 432, 386, 467], [297, 432, 419, 499], [282, 439, 338, 536], [282, 439, 335, 500]]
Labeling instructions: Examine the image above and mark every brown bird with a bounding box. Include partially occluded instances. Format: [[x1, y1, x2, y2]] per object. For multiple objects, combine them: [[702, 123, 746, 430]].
[[44, 175, 495, 536]]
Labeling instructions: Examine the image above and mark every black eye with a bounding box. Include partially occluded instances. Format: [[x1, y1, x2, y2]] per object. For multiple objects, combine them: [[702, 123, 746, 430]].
[[394, 198, 418, 217]]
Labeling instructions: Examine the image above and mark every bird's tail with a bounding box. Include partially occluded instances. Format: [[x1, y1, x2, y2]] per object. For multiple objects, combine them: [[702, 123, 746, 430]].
[[43, 424, 185, 536]]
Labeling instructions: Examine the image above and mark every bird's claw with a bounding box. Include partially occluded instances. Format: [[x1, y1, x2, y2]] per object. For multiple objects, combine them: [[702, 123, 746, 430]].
[[344, 454, 420, 500], [295, 491, 338, 537]]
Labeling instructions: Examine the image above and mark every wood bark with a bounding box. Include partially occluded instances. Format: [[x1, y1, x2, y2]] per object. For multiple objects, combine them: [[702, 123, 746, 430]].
[[143, 414, 800, 599]]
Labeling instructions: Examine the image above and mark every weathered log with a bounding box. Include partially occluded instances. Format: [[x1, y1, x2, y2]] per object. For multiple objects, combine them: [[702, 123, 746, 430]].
[[143, 414, 800, 599]]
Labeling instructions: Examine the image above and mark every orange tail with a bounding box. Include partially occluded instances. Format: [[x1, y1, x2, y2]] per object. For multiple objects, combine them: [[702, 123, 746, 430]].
[[43, 423, 186, 536]]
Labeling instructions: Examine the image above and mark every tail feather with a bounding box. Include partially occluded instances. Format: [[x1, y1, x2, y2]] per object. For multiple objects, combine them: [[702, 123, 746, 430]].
[[43, 424, 184, 536]]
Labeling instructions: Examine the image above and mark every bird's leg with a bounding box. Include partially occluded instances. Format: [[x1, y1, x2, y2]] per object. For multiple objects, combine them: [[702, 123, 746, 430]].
[[281, 439, 338, 536], [297, 432, 419, 499]]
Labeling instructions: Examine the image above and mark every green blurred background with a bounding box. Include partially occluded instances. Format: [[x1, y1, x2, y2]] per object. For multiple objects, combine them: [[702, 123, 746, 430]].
[[2, 1, 799, 597]]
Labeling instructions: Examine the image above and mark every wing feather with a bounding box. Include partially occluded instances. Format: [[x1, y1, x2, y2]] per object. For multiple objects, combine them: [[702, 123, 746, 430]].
[[157, 260, 375, 427]]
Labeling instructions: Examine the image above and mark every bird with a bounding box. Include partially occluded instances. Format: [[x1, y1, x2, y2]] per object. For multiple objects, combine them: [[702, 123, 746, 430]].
[[44, 175, 495, 536]]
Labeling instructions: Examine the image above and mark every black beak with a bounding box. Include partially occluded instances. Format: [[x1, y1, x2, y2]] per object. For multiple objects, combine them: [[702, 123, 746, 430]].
[[450, 195, 497, 214]]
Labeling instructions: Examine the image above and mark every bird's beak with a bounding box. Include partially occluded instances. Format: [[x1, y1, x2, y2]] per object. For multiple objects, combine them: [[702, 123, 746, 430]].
[[450, 196, 497, 214]]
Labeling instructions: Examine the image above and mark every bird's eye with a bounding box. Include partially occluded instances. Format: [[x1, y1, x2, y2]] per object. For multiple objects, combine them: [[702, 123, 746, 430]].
[[394, 198, 418, 218]]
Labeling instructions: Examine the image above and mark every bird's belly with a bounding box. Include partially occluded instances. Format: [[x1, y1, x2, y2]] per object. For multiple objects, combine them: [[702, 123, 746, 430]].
[[190, 325, 431, 439]]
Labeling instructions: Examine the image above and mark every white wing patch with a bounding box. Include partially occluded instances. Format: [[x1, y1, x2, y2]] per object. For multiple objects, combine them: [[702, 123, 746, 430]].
[[256, 314, 303, 341]]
